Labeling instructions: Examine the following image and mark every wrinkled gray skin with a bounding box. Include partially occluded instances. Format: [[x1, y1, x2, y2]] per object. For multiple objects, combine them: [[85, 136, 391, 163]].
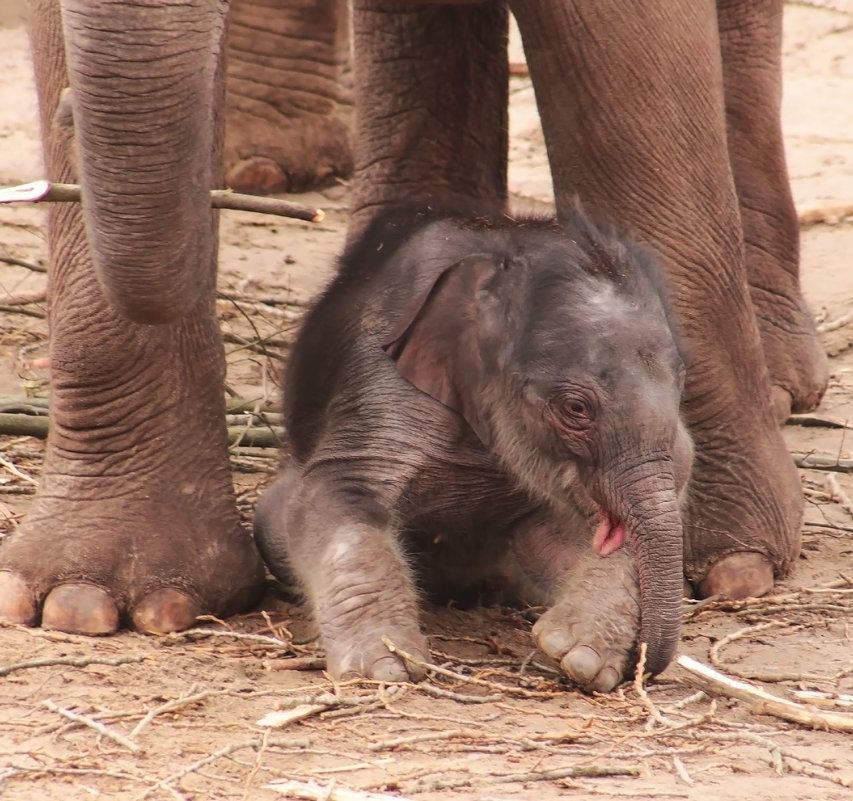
[[255, 209, 694, 692]]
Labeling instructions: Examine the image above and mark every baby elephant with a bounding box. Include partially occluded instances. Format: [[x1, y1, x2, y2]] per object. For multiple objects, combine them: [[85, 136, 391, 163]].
[[255, 208, 693, 693]]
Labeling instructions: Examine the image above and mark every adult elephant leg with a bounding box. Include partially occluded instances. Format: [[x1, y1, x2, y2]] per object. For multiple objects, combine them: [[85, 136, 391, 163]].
[[510, 0, 801, 598], [225, 0, 354, 193], [349, 0, 509, 234], [0, 0, 264, 633], [717, 0, 827, 421]]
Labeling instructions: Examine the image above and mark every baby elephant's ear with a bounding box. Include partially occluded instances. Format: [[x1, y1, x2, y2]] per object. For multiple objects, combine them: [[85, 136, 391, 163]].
[[383, 253, 503, 445]]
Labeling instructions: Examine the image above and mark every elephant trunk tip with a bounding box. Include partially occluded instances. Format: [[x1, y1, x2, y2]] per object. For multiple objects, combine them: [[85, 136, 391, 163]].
[[638, 615, 680, 677]]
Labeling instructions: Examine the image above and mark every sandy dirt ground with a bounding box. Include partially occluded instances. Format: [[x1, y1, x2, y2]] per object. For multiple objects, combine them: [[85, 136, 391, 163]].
[[0, 3, 852, 800]]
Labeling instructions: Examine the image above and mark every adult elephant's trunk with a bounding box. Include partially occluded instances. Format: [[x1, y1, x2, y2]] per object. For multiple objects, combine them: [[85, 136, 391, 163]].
[[595, 461, 684, 676], [60, 0, 225, 324]]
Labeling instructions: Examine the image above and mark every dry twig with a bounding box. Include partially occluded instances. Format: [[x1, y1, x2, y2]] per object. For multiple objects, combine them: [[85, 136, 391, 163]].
[[267, 779, 415, 801], [800, 203, 853, 229], [134, 736, 312, 800], [0, 255, 47, 273], [677, 655, 853, 732], [130, 688, 219, 737], [633, 642, 669, 729], [382, 636, 560, 699], [162, 627, 293, 651], [0, 454, 37, 485], [43, 699, 141, 753], [793, 450, 853, 472], [0, 180, 325, 223], [257, 704, 328, 728], [0, 652, 146, 677], [403, 763, 642, 794], [826, 473, 853, 516]]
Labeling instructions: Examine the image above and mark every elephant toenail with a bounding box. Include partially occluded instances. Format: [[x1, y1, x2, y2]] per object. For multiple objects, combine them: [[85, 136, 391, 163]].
[[562, 645, 603, 685], [42, 583, 119, 635], [697, 552, 774, 600], [132, 588, 202, 634], [533, 623, 573, 660], [369, 655, 414, 683], [770, 385, 793, 425], [593, 666, 621, 693], [0, 571, 37, 625], [226, 157, 288, 194]]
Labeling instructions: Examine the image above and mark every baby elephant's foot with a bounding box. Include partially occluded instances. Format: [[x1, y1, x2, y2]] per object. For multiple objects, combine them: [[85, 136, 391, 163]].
[[533, 551, 640, 693], [324, 624, 430, 683], [533, 602, 638, 692]]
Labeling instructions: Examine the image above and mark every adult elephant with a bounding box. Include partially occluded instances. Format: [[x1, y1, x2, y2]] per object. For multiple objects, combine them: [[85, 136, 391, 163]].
[[0, 0, 826, 642]]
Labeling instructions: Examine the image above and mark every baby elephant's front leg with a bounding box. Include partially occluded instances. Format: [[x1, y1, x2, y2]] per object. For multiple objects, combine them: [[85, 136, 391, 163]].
[[513, 515, 640, 693], [255, 468, 429, 681], [534, 548, 640, 693]]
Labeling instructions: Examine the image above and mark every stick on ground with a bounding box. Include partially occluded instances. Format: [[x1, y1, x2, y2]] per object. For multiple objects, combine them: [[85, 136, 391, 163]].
[[677, 655, 853, 732], [267, 778, 416, 801], [43, 699, 141, 753]]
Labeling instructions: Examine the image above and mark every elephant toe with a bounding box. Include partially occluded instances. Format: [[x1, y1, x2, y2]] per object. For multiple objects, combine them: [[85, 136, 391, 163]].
[[533, 608, 632, 693], [0, 571, 38, 625], [132, 587, 202, 634], [42, 583, 119, 635], [366, 655, 420, 683], [330, 631, 430, 682], [697, 552, 774, 600], [532, 619, 573, 662], [770, 385, 793, 425], [561, 644, 603, 685], [226, 157, 289, 194], [560, 646, 622, 693], [592, 665, 622, 693]]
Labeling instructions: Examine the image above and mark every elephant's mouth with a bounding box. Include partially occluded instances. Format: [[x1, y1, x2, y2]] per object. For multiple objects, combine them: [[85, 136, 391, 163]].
[[592, 512, 626, 557]]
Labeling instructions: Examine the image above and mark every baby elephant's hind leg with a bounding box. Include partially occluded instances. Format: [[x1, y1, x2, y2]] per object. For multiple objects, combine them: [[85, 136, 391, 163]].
[[255, 465, 429, 682]]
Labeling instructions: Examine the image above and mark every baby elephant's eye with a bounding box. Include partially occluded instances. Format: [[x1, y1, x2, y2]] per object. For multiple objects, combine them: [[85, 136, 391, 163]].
[[564, 399, 587, 416], [556, 393, 594, 429]]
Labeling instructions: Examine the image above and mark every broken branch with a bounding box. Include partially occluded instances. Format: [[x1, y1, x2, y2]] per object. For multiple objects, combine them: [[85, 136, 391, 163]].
[[0, 653, 146, 677], [677, 655, 853, 732], [382, 636, 559, 699], [43, 699, 141, 753], [793, 451, 853, 473], [0, 410, 283, 446], [0, 180, 325, 223], [267, 779, 415, 801]]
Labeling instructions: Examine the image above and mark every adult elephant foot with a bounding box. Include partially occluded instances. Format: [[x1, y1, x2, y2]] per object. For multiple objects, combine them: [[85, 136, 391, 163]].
[[224, 112, 353, 195], [0, 230, 265, 635], [0, 482, 264, 634], [224, 0, 353, 195], [683, 401, 803, 602]]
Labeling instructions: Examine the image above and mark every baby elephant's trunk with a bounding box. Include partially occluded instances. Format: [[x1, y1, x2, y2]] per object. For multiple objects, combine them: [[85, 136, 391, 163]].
[[599, 462, 684, 675]]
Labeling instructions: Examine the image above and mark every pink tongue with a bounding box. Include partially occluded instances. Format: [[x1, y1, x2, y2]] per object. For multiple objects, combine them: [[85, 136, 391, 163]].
[[593, 513, 626, 556]]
